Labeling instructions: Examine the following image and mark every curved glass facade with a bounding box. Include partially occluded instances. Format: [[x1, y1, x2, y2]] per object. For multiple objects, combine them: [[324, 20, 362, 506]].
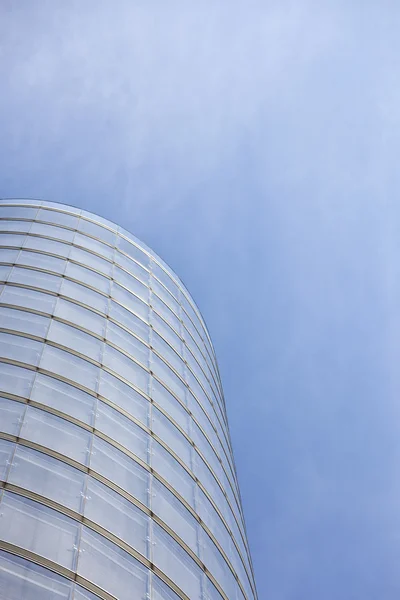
[[0, 199, 257, 600]]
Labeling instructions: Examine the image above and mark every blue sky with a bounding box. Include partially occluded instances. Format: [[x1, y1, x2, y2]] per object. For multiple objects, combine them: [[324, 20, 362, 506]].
[[1, 1, 400, 598]]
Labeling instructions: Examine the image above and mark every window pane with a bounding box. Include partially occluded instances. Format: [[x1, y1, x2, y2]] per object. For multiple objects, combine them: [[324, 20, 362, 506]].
[[150, 379, 189, 433], [151, 311, 182, 355], [90, 437, 149, 505], [152, 295, 180, 333], [98, 371, 149, 426], [78, 219, 117, 246], [65, 262, 111, 295], [152, 330, 185, 377], [23, 235, 71, 258], [54, 298, 106, 337], [103, 345, 149, 395], [20, 406, 91, 465], [0, 438, 15, 480], [151, 355, 186, 405], [0, 332, 42, 366], [113, 266, 148, 303], [77, 527, 149, 600], [117, 236, 150, 269], [151, 262, 179, 300], [0, 233, 26, 247], [0, 307, 50, 338], [0, 248, 19, 263], [31, 374, 96, 425], [8, 445, 86, 512], [152, 478, 198, 553], [95, 401, 149, 463], [47, 321, 103, 362], [0, 397, 25, 436], [152, 576, 181, 600], [0, 285, 56, 314], [60, 279, 108, 314], [152, 441, 195, 508], [111, 283, 148, 320], [85, 477, 149, 556], [74, 233, 114, 260], [0, 363, 35, 397], [0, 221, 31, 233], [30, 222, 75, 242], [0, 551, 72, 600], [108, 301, 149, 342], [0, 206, 38, 219], [115, 251, 148, 284], [106, 321, 149, 367], [199, 529, 237, 600], [152, 407, 192, 468], [36, 209, 79, 229], [0, 492, 79, 569], [153, 523, 202, 600], [69, 246, 112, 276], [40, 345, 99, 391], [8, 266, 62, 293]]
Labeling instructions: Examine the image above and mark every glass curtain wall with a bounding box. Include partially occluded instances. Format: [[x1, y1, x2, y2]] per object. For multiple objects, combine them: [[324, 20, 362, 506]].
[[0, 199, 257, 600]]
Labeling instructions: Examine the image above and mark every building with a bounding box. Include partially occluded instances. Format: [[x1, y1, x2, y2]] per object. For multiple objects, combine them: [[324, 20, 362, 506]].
[[0, 199, 257, 600]]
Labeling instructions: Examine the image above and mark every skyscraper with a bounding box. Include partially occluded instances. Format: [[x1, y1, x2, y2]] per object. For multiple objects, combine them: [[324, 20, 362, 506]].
[[0, 199, 257, 600]]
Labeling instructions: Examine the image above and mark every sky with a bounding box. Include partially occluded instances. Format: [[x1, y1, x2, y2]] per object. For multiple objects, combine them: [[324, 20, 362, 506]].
[[1, 1, 400, 598]]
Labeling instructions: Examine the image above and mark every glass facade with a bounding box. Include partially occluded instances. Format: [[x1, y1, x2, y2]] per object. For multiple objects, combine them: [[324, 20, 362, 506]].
[[0, 199, 257, 600]]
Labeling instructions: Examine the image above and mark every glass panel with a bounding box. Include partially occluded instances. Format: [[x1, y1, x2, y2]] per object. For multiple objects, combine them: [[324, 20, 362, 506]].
[[151, 278, 179, 316], [85, 477, 149, 556], [31, 374, 96, 426], [0, 248, 19, 263], [0, 233, 26, 247], [0, 221, 31, 233], [0, 363, 35, 397], [111, 283, 148, 320], [152, 330, 185, 377], [152, 441, 195, 508], [40, 345, 99, 391], [152, 576, 181, 600], [194, 454, 226, 516], [0, 551, 73, 600], [151, 311, 182, 355], [30, 222, 76, 242], [23, 236, 71, 258], [36, 208, 78, 228], [152, 407, 192, 468], [152, 478, 198, 553], [77, 527, 149, 600], [81, 211, 114, 227], [8, 266, 62, 293], [0, 397, 25, 436], [78, 219, 117, 246], [65, 262, 111, 295], [106, 321, 149, 367], [151, 261, 179, 300], [0, 492, 79, 569], [196, 487, 232, 561], [16, 250, 66, 274], [60, 279, 108, 314], [0, 307, 50, 338], [117, 236, 150, 269], [115, 251, 148, 284], [0, 265, 11, 281], [113, 266, 148, 303], [90, 437, 149, 505], [73, 585, 103, 600], [108, 301, 149, 342], [98, 371, 149, 426], [0, 332, 42, 366], [150, 378, 190, 433], [95, 401, 149, 462], [0, 285, 56, 314], [152, 294, 181, 333], [199, 529, 237, 600], [69, 246, 112, 276], [47, 321, 103, 362], [151, 355, 186, 405], [54, 298, 106, 337], [20, 406, 91, 465], [0, 438, 14, 480], [153, 523, 202, 600], [8, 445, 86, 512], [103, 345, 149, 395], [74, 233, 114, 260], [0, 206, 38, 219]]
